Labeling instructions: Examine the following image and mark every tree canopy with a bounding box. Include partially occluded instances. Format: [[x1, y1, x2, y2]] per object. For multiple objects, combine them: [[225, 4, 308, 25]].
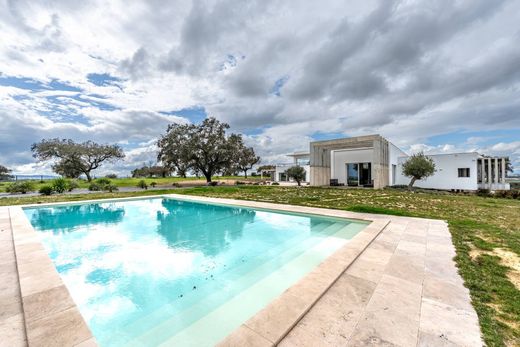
[[131, 164, 171, 178], [286, 165, 306, 186], [401, 152, 436, 189], [31, 139, 125, 181], [157, 117, 260, 182], [0, 165, 12, 180]]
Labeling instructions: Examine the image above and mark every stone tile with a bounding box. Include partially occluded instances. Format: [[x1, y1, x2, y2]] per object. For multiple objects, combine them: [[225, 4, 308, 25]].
[[74, 337, 98, 347], [22, 285, 76, 324], [419, 298, 482, 347], [217, 324, 273, 347], [426, 241, 456, 258], [425, 256, 464, 286], [368, 239, 398, 253], [19, 268, 64, 297], [423, 276, 474, 312], [280, 326, 330, 347], [356, 246, 393, 265], [375, 230, 402, 244], [0, 313, 27, 347], [384, 254, 424, 285], [289, 274, 377, 346], [26, 307, 92, 347], [347, 310, 419, 347], [345, 258, 386, 284], [365, 275, 422, 319], [0, 293, 23, 321], [395, 240, 426, 257], [417, 331, 459, 347], [0, 265, 20, 298], [245, 293, 309, 344], [401, 233, 427, 244]]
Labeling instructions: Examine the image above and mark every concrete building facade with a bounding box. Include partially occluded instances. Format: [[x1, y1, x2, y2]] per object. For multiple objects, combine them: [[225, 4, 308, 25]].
[[274, 134, 510, 191]]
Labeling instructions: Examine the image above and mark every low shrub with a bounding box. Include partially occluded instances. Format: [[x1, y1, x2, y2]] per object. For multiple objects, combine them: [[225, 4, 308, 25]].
[[88, 183, 101, 191], [271, 182, 280, 186], [207, 181, 218, 186], [52, 178, 68, 193], [6, 181, 35, 194], [150, 182, 157, 188], [172, 182, 181, 188], [39, 185, 54, 196], [67, 180, 80, 191], [476, 188, 491, 197], [105, 174, 118, 179], [493, 189, 520, 199], [137, 180, 148, 189], [235, 181, 246, 185], [105, 184, 118, 192], [96, 178, 112, 185]]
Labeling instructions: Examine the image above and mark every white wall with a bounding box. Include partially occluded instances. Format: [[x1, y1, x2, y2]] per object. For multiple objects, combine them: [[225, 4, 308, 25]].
[[331, 148, 373, 184], [395, 153, 479, 190], [389, 142, 408, 185]]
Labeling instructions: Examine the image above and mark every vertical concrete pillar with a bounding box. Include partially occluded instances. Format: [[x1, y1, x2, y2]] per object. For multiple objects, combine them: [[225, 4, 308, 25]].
[[487, 158, 492, 186], [501, 158, 506, 183], [494, 158, 499, 184]]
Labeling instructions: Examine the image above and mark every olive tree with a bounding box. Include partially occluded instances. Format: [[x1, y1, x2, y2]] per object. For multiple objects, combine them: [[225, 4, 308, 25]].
[[157, 117, 260, 183], [401, 152, 436, 189], [286, 166, 306, 186], [229, 136, 260, 179], [31, 139, 125, 181]]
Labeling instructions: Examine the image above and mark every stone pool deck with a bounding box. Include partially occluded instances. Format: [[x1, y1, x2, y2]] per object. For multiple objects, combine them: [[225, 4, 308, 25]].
[[0, 197, 483, 347]]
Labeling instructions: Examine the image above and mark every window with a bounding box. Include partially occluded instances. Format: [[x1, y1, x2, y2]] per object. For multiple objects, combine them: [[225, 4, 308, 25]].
[[458, 168, 470, 177]]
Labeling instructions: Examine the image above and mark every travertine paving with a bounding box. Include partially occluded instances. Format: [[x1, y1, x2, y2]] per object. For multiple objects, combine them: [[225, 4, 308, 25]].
[[280, 217, 483, 347], [0, 207, 27, 347], [1, 196, 483, 347]]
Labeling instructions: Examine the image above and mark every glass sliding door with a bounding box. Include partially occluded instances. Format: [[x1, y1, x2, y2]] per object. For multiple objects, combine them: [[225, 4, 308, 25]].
[[347, 163, 359, 186], [359, 163, 371, 186]]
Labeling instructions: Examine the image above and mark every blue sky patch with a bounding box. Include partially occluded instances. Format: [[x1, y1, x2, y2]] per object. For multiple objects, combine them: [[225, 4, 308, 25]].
[[87, 73, 123, 88], [162, 106, 207, 123], [270, 76, 289, 97]]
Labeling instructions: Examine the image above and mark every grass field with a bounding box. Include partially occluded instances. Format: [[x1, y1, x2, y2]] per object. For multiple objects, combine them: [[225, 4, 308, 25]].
[[0, 176, 261, 193], [1, 185, 519, 346]]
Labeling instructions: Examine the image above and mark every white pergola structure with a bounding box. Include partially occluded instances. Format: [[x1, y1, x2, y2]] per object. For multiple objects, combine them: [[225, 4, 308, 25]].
[[477, 156, 509, 190]]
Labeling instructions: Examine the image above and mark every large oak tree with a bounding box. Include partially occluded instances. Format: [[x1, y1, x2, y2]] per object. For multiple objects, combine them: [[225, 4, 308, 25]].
[[157, 117, 260, 182], [31, 139, 125, 181]]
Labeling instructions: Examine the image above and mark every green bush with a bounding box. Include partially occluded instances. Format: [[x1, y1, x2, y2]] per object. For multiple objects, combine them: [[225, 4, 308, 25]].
[[105, 184, 118, 192], [235, 181, 246, 185], [88, 183, 101, 191], [67, 180, 80, 191], [39, 185, 54, 196], [477, 188, 491, 197], [172, 182, 181, 187], [52, 178, 68, 193], [207, 181, 218, 186], [137, 180, 148, 189], [271, 182, 280, 186], [150, 182, 157, 188], [96, 178, 111, 185], [105, 174, 118, 179], [6, 181, 36, 194]]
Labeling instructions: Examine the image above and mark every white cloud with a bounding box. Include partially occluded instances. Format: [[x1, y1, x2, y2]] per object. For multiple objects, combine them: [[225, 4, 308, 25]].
[[1, 0, 519, 175]]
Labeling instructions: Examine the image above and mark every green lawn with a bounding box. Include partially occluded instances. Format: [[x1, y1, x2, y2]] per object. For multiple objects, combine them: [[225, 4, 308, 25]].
[[1, 185, 519, 346]]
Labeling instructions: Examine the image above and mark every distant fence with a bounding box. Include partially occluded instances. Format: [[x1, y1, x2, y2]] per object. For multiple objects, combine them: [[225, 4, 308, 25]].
[[0, 175, 59, 182]]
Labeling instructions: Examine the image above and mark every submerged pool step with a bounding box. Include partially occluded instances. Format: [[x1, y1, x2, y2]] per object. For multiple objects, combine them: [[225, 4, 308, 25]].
[[127, 222, 362, 347], [109, 222, 340, 346]]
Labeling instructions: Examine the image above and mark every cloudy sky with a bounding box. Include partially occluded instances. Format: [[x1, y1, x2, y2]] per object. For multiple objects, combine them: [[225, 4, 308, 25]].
[[1, 0, 519, 176]]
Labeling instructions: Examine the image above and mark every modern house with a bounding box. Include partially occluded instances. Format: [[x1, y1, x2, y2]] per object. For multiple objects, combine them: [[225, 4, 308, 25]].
[[274, 134, 510, 191]]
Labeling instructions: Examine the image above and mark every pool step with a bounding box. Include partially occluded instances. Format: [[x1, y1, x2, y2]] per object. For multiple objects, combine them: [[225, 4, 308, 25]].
[[126, 222, 363, 347]]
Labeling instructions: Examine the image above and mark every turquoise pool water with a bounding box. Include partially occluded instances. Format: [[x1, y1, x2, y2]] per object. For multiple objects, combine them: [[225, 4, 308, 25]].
[[24, 197, 367, 346]]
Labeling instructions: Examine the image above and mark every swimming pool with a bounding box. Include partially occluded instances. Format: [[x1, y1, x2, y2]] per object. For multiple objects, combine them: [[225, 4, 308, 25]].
[[24, 197, 368, 346]]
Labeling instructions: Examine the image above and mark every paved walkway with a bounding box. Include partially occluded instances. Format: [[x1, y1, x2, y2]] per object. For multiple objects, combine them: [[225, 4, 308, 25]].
[[280, 217, 482, 346], [0, 207, 27, 346]]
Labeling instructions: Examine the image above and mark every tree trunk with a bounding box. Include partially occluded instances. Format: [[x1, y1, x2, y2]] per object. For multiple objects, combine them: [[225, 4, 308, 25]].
[[408, 177, 417, 190], [204, 172, 212, 183], [297, 180, 301, 186], [244, 170, 248, 179], [85, 171, 92, 182]]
